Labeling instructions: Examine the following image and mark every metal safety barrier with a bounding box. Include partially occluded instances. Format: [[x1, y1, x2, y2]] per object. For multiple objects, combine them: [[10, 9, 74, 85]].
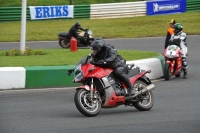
[[90, 1, 146, 19], [187, 0, 200, 11]]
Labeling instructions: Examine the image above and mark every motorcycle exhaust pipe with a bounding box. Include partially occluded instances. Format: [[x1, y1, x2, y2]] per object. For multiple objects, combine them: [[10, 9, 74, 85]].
[[139, 84, 155, 94], [125, 84, 155, 100]]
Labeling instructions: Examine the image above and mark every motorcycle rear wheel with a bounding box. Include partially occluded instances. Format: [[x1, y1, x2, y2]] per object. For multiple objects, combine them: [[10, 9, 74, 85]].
[[164, 63, 172, 80], [175, 68, 182, 77], [59, 39, 70, 48], [175, 73, 181, 77], [74, 89, 101, 117], [132, 80, 154, 111]]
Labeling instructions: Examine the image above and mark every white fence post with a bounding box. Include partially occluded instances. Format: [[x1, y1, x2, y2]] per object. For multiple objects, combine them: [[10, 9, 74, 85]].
[[20, 0, 27, 53]]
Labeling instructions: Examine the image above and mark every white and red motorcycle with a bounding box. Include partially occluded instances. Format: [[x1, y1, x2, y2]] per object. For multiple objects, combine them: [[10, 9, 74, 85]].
[[163, 45, 184, 80]]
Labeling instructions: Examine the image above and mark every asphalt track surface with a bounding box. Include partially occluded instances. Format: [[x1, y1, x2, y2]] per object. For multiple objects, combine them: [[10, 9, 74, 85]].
[[1, 36, 197, 53], [0, 36, 200, 133]]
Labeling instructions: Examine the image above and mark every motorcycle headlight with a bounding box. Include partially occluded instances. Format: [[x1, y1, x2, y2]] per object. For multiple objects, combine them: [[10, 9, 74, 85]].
[[74, 65, 84, 81], [166, 54, 175, 58], [88, 30, 93, 35]]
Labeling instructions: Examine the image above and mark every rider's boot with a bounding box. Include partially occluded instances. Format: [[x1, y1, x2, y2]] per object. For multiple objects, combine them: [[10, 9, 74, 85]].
[[182, 57, 188, 79], [183, 69, 187, 79], [125, 87, 137, 97], [130, 88, 137, 95]]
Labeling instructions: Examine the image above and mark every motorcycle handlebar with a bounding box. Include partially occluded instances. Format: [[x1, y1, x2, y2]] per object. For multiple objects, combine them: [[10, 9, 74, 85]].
[[90, 62, 104, 65]]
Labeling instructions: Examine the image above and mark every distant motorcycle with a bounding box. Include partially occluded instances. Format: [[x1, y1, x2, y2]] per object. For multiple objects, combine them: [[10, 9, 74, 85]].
[[163, 44, 183, 80], [67, 54, 155, 117], [58, 29, 94, 48]]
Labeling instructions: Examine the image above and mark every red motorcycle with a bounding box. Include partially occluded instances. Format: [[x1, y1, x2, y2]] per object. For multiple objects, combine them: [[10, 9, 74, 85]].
[[67, 54, 155, 117], [163, 45, 183, 80]]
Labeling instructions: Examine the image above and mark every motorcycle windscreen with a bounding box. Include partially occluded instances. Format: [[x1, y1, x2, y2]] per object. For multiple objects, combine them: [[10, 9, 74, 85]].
[[87, 30, 93, 35], [76, 56, 91, 67]]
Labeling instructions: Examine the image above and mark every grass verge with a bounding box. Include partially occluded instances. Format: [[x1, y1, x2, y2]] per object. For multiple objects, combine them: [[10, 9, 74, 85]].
[[0, 12, 199, 42], [0, 49, 159, 67]]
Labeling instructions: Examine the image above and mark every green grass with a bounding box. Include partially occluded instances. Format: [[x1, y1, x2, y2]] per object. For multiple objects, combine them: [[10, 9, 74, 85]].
[[0, 0, 139, 7], [0, 49, 159, 67], [0, 12, 199, 42]]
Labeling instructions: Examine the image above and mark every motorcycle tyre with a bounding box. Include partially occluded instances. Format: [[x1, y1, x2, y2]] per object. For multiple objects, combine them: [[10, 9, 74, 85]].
[[175, 73, 181, 77], [164, 63, 172, 80], [59, 38, 70, 48], [74, 89, 101, 117], [133, 80, 154, 111]]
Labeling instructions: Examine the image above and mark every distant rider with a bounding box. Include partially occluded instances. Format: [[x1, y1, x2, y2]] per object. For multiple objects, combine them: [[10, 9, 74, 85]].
[[169, 23, 188, 78], [68, 22, 86, 39], [165, 19, 176, 49]]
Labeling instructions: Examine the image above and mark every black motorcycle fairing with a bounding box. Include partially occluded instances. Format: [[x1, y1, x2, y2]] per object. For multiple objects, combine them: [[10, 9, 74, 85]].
[[93, 72, 125, 97], [58, 32, 69, 37], [107, 73, 125, 96], [94, 78, 105, 94], [78, 36, 87, 45]]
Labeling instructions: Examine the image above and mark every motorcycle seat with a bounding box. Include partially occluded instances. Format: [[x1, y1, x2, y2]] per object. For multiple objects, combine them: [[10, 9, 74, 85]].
[[58, 32, 68, 37], [127, 68, 140, 78]]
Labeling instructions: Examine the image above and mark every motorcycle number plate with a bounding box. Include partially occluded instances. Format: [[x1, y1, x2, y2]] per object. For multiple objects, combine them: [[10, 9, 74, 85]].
[[166, 50, 176, 57]]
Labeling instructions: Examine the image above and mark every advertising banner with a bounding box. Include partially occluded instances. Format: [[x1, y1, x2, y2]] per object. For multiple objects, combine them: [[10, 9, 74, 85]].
[[146, 0, 186, 16], [29, 5, 74, 20]]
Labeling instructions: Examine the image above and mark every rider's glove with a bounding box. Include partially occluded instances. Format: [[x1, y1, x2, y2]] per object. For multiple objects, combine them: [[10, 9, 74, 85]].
[[90, 61, 95, 65], [97, 60, 105, 64]]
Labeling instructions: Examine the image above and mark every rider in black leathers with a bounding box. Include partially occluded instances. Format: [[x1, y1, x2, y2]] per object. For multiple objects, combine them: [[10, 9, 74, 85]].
[[90, 39, 136, 96], [68, 22, 86, 39]]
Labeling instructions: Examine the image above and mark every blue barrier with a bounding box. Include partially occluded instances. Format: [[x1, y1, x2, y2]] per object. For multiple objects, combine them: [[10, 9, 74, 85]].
[[147, 0, 186, 16]]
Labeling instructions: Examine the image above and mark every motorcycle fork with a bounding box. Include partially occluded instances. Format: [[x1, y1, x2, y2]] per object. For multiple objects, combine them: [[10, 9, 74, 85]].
[[169, 60, 175, 72], [176, 58, 182, 69], [89, 78, 102, 104], [90, 78, 94, 100]]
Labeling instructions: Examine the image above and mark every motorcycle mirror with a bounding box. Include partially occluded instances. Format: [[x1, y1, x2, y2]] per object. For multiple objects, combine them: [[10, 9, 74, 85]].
[[88, 53, 92, 57], [67, 69, 75, 76], [147, 70, 151, 73], [67, 71, 71, 76]]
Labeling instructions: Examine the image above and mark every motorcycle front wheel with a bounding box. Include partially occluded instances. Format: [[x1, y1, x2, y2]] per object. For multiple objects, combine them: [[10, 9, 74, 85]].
[[58, 38, 70, 48], [132, 80, 154, 111], [164, 63, 172, 80], [74, 89, 101, 117]]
